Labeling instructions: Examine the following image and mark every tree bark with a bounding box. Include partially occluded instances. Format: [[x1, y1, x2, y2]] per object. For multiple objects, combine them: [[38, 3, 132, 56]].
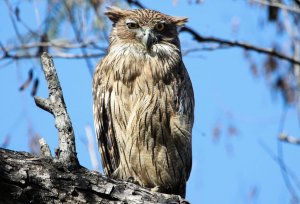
[[34, 52, 78, 167], [0, 148, 186, 204]]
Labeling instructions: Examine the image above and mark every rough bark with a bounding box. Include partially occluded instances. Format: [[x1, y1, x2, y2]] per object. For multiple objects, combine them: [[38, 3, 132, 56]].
[[0, 53, 188, 203], [0, 148, 186, 204], [34, 52, 78, 167]]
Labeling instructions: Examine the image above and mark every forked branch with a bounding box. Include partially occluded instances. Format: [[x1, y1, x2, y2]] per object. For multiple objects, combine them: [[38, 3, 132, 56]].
[[34, 52, 78, 167]]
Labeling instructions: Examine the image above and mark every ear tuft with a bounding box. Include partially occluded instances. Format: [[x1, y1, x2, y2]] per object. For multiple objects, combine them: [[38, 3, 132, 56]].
[[171, 16, 188, 26], [104, 7, 126, 23]]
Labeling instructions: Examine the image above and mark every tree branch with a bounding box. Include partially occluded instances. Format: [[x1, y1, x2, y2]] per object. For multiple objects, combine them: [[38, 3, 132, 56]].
[[63, 1, 94, 77], [0, 148, 187, 204], [250, 0, 300, 15], [0, 52, 105, 60], [34, 52, 78, 167], [180, 26, 300, 65], [0, 39, 107, 60], [3, 41, 107, 52]]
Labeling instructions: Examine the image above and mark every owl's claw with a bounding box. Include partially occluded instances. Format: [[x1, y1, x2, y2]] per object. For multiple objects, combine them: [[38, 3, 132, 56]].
[[127, 176, 135, 183], [150, 186, 160, 192], [127, 176, 140, 185]]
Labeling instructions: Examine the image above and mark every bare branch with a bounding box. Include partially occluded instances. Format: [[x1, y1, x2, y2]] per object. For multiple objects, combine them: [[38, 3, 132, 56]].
[[4, 41, 107, 52], [180, 26, 300, 65], [4, 0, 25, 43], [258, 140, 300, 192], [34, 52, 78, 167], [63, 1, 94, 77], [0, 52, 105, 60], [182, 44, 228, 56], [250, 0, 300, 15], [275, 107, 300, 201]]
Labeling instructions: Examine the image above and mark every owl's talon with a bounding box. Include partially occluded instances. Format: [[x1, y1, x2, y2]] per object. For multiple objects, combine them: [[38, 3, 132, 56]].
[[127, 176, 141, 185], [127, 176, 135, 183], [151, 186, 160, 192]]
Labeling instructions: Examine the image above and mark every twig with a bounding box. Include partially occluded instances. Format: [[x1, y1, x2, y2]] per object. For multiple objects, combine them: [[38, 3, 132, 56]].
[[64, 1, 94, 77], [182, 44, 228, 56], [0, 59, 14, 69], [4, 0, 24, 43], [250, 0, 300, 15], [34, 52, 78, 167], [0, 42, 9, 58], [180, 26, 300, 65], [0, 52, 105, 60], [276, 107, 299, 201], [258, 139, 300, 191], [3, 41, 107, 52], [279, 133, 300, 145]]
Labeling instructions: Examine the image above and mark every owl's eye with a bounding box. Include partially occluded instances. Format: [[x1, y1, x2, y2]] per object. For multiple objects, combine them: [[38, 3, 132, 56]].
[[155, 23, 165, 31], [126, 22, 139, 29]]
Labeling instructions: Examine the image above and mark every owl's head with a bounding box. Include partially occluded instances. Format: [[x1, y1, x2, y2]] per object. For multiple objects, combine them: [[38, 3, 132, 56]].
[[105, 7, 187, 54]]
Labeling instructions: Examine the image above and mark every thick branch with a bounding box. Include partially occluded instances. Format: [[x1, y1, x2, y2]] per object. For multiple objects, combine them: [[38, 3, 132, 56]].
[[0, 148, 187, 204], [34, 52, 78, 167]]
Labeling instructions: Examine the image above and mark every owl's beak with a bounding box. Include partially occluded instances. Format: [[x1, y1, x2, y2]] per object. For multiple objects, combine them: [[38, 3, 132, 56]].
[[142, 29, 156, 51]]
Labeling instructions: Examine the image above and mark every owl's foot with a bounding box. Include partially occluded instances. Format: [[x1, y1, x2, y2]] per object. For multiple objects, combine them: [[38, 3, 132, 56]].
[[127, 176, 140, 185], [127, 176, 135, 183], [150, 185, 160, 193]]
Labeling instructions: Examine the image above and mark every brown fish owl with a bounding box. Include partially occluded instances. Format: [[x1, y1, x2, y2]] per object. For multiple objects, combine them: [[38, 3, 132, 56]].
[[93, 7, 194, 197]]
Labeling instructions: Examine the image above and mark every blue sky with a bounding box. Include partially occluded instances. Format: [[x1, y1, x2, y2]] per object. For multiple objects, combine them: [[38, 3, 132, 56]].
[[0, 1, 299, 203]]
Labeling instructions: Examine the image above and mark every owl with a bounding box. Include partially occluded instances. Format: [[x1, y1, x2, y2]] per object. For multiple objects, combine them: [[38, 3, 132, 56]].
[[92, 7, 194, 198]]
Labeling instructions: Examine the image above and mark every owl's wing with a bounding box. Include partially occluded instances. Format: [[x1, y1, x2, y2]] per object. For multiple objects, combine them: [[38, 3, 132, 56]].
[[174, 62, 194, 180], [179, 62, 194, 125], [93, 64, 119, 177]]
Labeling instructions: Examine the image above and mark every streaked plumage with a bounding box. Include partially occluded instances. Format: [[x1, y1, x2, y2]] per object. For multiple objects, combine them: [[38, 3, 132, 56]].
[[92, 7, 194, 197]]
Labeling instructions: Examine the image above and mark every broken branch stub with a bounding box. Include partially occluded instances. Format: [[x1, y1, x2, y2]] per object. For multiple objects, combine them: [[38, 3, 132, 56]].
[[34, 52, 78, 167]]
